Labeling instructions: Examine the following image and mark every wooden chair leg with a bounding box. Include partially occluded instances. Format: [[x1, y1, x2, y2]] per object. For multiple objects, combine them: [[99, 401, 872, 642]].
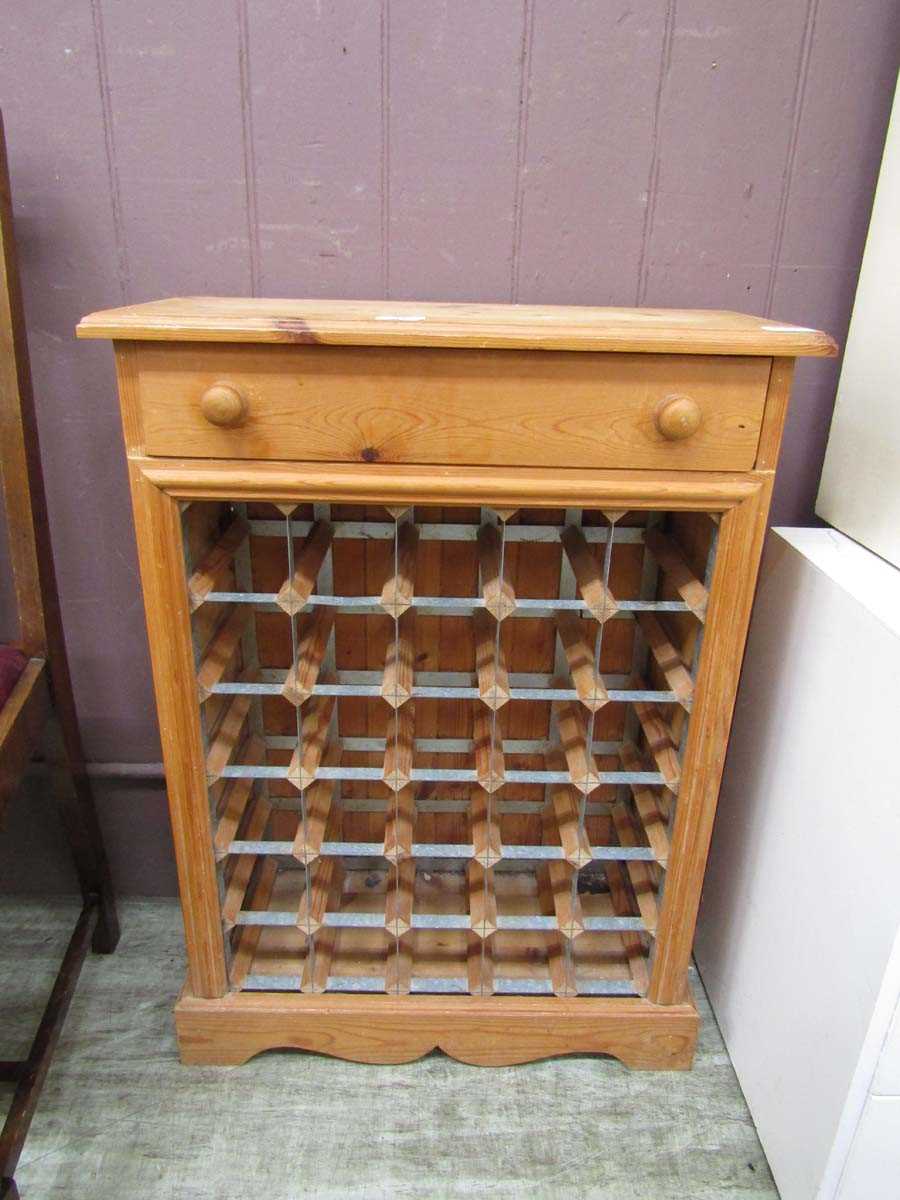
[[0, 901, 98, 1196], [43, 715, 120, 954]]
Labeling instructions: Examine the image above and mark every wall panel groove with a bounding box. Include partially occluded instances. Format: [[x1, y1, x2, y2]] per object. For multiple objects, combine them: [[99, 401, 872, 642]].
[[764, 0, 819, 314], [89, 0, 130, 304], [509, 0, 535, 302], [236, 0, 261, 297], [635, 0, 677, 306]]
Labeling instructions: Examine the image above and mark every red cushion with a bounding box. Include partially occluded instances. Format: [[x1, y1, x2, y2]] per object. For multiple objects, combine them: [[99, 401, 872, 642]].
[[0, 646, 28, 711]]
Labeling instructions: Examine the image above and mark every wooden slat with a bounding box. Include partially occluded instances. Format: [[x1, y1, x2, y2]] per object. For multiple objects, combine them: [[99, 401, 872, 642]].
[[644, 527, 708, 621], [297, 812, 343, 937], [560, 524, 618, 623], [213, 735, 265, 860], [286, 694, 336, 791], [300, 865, 346, 994], [385, 859, 416, 938], [466, 932, 494, 997], [383, 785, 415, 864], [636, 611, 693, 710], [0, 662, 49, 813], [555, 700, 601, 794], [205, 690, 252, 784], [385, 935, 413, 995], [290, 749, 340, 865], [605, 861, 649, 996], [187, 515, 248, 611], [468, 861, 497, 939], [542, 807, 584, 940], [275, 519, 333, 615], [282, 608, 335, 706], [556, 612, 609, 711], [473, 706, 505, 793], [548, 759, 592, 869], [197, 604, 251, 702], [611, 801, 659, 935], [620, 742, 670, 867], [229, 858, 278, 988], [473, 607, 510, 711], [380, 521, 419, 617], [633, 690, 681, 793], [477, 522, 516, 621], [383, 701, 414, 792], [470, 788, 502, 867], [381, 609, 415, 709], [537, 867, 577, 997], [221, 793, 272, 929]]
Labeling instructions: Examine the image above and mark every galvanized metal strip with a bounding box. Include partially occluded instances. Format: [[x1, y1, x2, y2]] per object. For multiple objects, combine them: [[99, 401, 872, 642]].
[[327, 976, 387, 993], [205, 592, 690, 617], [249, 519, 647, 545], [575, 979, 639, 996], [408, 977, 470, 994], [219, 763, 665, 785], [238, 973, 640, 996], [226, 838, 654, 862], [242, 974, 303, 991]]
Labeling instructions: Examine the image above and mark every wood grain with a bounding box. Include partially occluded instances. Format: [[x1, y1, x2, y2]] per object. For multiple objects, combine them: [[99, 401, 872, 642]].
[[556, 612, 609, 711], [478, 523, 517, 619], [649, 479, 773, 1004], [175, 986, 699, 1069], [196, 604, 251, 702], [126, 464, 227, 996], [644, 528, 708, 621], [139, 457, 760, 511], [561, 525, 619, 622], [275, 518, 332, 614], [473, 608, 510, 711], [186, 514, 247, 611], [282, 608, 334, 706], [127, 342, 773, 471], [78, 296, 836, 357], [636, 612, 693, 711], [380, 522, 419, 617]]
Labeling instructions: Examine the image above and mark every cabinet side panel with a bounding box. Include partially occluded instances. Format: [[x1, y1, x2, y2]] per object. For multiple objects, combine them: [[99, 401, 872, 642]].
[[127, 462, 227, 996], [649, 478, 772, 1005]]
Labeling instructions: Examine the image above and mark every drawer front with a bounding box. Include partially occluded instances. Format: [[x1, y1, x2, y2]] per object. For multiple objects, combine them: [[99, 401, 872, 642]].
[[134, 343, 770, 470]]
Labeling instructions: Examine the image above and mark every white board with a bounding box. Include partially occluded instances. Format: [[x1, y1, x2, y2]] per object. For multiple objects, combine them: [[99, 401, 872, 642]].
[[817, 80, 900, 567]]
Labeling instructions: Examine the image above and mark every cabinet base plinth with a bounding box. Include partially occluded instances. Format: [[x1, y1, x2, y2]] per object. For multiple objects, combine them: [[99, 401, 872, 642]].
[[174, 985, 699, 1071]]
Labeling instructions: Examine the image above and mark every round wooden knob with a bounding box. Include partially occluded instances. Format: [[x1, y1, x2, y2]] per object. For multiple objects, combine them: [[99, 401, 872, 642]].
[[655, 394, 701, 441], [200, 383, 247, 429]]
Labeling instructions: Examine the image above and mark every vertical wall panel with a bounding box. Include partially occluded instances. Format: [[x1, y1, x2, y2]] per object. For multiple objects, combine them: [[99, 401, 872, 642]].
[[516, 1, 667, 305], [247, 1, 384, 297], [0, 1, 159, 761], [387, 0, 524, 300], [768, 0, 900, 524], [640, 0, 810, 311], [99, 0, 250, 298]]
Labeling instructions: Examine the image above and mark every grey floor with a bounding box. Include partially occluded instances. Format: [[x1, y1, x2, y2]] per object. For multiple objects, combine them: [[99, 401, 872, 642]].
[[1, 898, 777, 1199]]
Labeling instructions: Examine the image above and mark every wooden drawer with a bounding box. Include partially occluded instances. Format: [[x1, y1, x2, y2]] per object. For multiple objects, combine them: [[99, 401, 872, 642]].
[[133, 342, 771, 470]]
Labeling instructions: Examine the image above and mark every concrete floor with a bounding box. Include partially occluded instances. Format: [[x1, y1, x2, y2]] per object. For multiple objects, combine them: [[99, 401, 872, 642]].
[[1, 898, 777, 1199]]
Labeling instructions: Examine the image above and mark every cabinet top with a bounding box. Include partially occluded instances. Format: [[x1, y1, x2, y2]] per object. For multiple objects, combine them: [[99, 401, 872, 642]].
[[77, 297, 836, 357]]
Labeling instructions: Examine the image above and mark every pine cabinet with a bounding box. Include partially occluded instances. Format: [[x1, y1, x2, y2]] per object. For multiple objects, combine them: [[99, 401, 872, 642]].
[[78, 298, 834, 1069]]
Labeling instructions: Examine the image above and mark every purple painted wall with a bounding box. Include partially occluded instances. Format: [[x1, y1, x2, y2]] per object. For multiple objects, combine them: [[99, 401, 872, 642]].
[[0, 3, 897, 893]]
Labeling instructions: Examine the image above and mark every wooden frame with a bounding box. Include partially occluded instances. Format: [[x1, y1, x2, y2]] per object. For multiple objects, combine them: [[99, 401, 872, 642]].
[[124, 453, 766, 1068], [0, 111, 119, 1200], [81, 298, 832, 1071]]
